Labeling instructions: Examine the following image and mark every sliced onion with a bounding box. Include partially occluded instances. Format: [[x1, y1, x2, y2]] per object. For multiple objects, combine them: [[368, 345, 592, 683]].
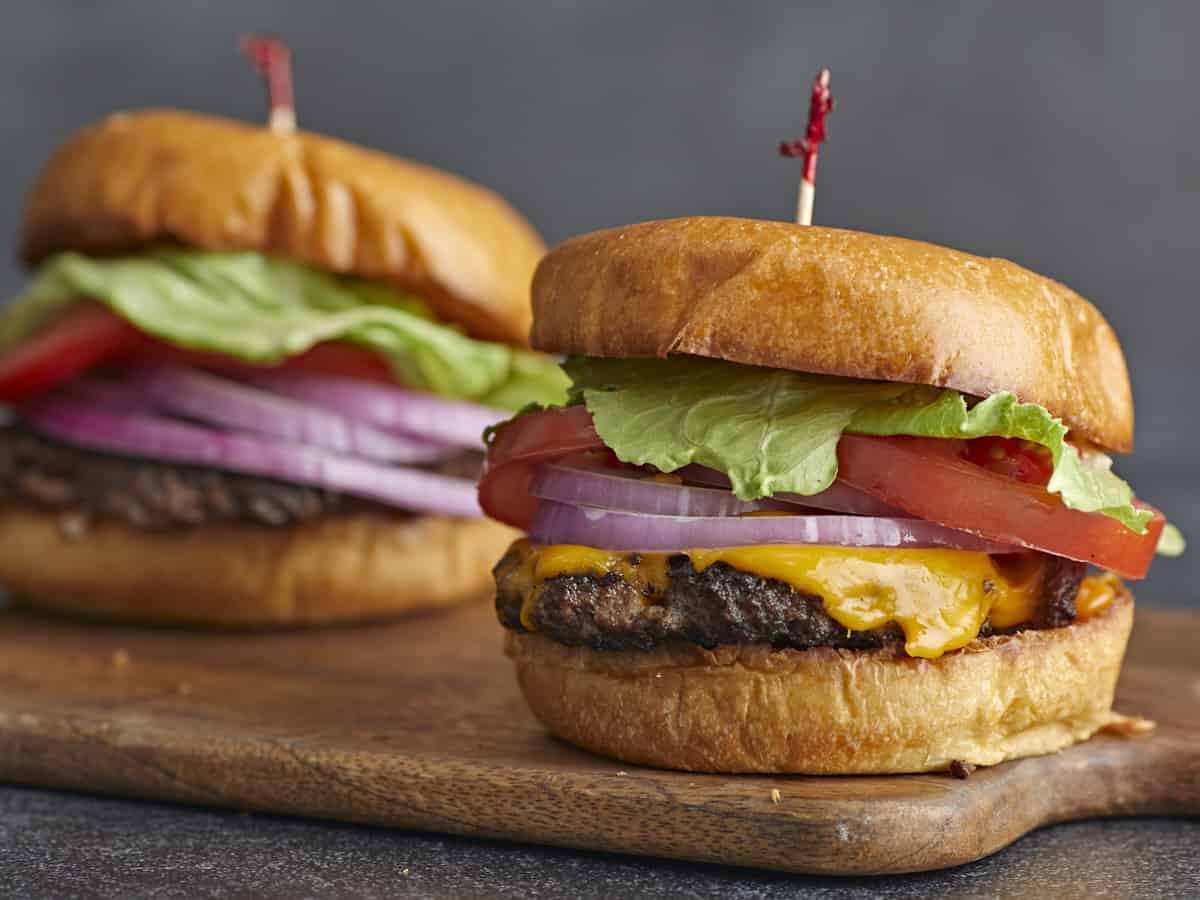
[[116, 367, 452, 464], [241, 371, 505, 448], [678, 464, 909, 517], [21, 396, 483, 518], [529, 500, 1021, 553], [778, 481, 910, 517], [530, 463, 790, 517], [61, 377, 155, 413]]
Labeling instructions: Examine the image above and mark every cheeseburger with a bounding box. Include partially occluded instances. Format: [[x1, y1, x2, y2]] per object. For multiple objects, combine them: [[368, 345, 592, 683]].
[[0, 109, 567, 625], [480, 216, 1183, 774]]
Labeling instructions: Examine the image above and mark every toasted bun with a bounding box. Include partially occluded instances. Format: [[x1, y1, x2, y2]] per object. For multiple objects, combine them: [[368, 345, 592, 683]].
[[21, 109, 545, 346], [532, 217, 1132, 451], [0, 507, 519, 627], [505, 590, 1133, 774]]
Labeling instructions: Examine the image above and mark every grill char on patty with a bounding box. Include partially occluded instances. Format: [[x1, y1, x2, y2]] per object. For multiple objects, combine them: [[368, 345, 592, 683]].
[[495, 545, 1086, 652]]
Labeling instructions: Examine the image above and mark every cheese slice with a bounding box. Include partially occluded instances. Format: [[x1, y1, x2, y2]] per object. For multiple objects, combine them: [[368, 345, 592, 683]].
[[516, 543, 1103, 659]]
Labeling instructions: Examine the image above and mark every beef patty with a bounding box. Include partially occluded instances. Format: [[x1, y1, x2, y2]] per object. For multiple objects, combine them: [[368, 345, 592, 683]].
[[0, 424, 482, 531], [495, 544, 1086, 652]]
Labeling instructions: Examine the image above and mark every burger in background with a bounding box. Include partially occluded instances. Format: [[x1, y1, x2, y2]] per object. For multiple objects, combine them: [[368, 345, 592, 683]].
[[0, 95, 567, 625]]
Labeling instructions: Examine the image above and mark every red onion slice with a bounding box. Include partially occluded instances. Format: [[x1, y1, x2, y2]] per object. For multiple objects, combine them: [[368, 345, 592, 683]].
[[678, 464, 909, 517], [116, 366, 451, 464], [61, 377, 155, 414], [530, 463, 790, 517], [529, 500, 1021, 553], [22, 396, 483, 518], [242, 371, 505, 448], [777, 481, 910, 517]]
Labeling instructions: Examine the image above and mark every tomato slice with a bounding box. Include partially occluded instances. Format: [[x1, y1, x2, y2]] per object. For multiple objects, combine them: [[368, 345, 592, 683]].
[[962, 436, 1054, 484], [0, 302, 142, 403], [137, 341, 399, 384], [836, 435, 1162, 579], [479, 405, 602, 528], [480, 407, 1162, 577], [272, 343, 397, 383], [0, 299, 403, 403]]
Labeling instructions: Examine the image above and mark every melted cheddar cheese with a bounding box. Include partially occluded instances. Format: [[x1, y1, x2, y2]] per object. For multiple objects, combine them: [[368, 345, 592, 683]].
[[513, 542, 1116, 659], [1075, 572, 1120, 619]]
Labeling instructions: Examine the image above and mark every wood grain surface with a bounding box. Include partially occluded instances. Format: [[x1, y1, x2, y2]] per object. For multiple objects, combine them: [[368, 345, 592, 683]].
[[0, 600, 1195, 875]]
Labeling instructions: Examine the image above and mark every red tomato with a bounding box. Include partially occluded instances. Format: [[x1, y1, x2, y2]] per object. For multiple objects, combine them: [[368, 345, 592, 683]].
[[480, 408, 1163, 578], [836, 435, 1162, 578], [138, 341, 398, 384], [963, 436, 1055, 485], [0, 302, 142, 403], [479, 405, 602, 528], [272, 343, 397, 383], [0, 300, 403, 402]]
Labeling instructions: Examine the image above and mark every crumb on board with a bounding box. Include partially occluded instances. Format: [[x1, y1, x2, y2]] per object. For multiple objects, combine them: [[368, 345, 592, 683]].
[[949, 759, 977, 779], [176, 682, 193, 696], [111, 649, 130, 669], [616, 770, 627, 777], [770, 788, 782, 804], [57, 511, 89, 541]]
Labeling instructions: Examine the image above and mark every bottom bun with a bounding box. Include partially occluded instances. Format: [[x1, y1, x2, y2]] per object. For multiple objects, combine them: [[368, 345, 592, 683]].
[[0, 506, 519, 626], [505, 591, 1134, 774]]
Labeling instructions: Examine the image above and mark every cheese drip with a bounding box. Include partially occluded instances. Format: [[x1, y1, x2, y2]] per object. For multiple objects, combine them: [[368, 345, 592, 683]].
[[1075, 572, 1119, 619], [520, 543, 1084, 659]]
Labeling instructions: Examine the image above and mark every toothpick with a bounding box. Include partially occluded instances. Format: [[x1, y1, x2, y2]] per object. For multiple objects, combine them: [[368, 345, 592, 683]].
[[239, 35, 296, 133], [779, 69, 834, 225]]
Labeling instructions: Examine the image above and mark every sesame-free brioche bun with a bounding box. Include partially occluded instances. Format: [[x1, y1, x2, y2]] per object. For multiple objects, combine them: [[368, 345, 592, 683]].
[[505, 589, 1134, 774], [532, 217, 1133, 451], [0, 507, 519, 627], [21, 109, 545, 346]]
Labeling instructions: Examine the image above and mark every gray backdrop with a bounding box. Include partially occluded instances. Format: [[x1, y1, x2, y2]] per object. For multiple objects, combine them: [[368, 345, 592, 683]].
[[1, 1, 1196, 605]]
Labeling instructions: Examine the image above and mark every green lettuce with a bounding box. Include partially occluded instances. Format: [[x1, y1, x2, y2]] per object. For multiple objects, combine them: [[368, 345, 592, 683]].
[[2, 250, 568, 411], [564, 355, 1157, 535], [1157, 523, 1186, 557]]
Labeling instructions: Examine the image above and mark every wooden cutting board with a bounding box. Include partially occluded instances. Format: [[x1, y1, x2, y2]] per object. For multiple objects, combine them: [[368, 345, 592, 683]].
[[0, 599, 1195, 875]]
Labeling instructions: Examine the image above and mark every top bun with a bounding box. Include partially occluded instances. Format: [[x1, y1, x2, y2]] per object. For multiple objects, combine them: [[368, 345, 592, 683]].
[[532, 217, 1132, 451], [20, 109, 545, 347]]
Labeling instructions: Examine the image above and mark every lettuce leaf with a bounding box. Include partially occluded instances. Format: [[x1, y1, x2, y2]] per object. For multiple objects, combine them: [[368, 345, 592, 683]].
[[1157, 523, 1186, 557], [565, 355, 1154, 534], [2, 250, 568, 411]]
